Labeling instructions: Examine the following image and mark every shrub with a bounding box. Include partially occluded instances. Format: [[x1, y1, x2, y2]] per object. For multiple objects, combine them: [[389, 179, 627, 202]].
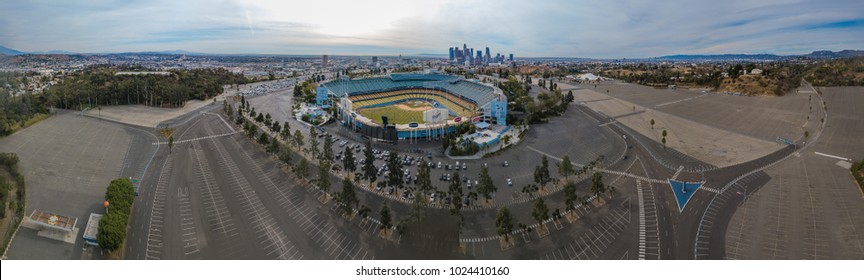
[[97, 178, 135, 251]]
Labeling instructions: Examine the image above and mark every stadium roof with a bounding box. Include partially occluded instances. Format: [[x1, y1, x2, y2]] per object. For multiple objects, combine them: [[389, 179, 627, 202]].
[[323, 73, 501, 106]]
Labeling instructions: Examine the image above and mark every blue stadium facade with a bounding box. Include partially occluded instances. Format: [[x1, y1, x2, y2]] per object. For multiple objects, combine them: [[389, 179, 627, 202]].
[[321, 73, 507, 140]]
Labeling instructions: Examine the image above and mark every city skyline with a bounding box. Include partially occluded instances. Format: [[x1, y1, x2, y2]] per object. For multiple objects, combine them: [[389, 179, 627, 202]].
[[1, 0, 863, 58]]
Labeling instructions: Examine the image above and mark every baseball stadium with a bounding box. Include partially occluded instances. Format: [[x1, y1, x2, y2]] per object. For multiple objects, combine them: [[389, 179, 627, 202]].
[[319, 73, 508, 141]]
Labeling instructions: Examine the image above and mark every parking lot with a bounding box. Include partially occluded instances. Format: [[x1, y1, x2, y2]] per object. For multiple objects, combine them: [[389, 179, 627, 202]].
[[0, 111, 155, 259], [721, 87, 864, 259]]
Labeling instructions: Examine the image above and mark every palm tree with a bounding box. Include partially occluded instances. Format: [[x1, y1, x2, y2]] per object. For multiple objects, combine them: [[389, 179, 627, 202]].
[[590, 172, 605, 202]]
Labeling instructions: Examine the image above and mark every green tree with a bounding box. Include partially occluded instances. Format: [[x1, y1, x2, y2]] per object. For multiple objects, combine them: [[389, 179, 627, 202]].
[[386, 152, 404, 190], [650, 119, 655, 129], [296, 158, 310, 180], [322, 135, 334, 162], [449, 171, 463, 210], [362, 141, 377, 187], [309, 126, 319, 159], [278, 146, 292, 168], [590, 172, 606, 202], [496, 206, 515, 242], [167, 135, 174, 154], [559, 155, 575, 179], [662, 137, 666, 148], [246, 124, 259, 139], [317, 159, 331, 192], [258, 132, 270, 146], [563, 180, 579, 210], [417, 159, 432, 194], [282, 121, 291, 139], [662, 130, 667, 138], [267, 137, 280, 153], [534, 155, 552, 189], [338, 177, 358, 215], [342, 146, 356, 179], [477, 165, 497, 202], [293, 129, 304, 151], [256, 112, 264, 123], [379, 203, 392, 230], [532, 197, 550, 224]]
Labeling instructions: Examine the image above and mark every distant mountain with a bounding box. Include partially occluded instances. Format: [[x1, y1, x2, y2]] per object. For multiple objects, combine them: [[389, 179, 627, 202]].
[[0, 45, 23, 55], [416, 53, 448, 57], [115, 49, 210, 56], [29, 50, 79, 55], [802, 50, 864, 59], [659, 53, 785, 61], [659, 50, 864, 61]]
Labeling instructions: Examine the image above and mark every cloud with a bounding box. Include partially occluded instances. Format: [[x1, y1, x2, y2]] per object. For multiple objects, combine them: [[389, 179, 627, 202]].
[[0, 0, 862, 57]]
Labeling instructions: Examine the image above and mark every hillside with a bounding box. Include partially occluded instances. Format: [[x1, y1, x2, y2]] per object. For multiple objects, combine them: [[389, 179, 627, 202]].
[[0, 45, 23, 56]]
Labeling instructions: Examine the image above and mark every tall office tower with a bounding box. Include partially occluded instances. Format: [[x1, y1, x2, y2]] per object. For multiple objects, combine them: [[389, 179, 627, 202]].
[[322, 55, 329, 67], [372, 56, 378, 64], [485, 47, 491, 62], [449, 47, 455, 61], [469, 53, 474, 65], [509, 53, 514, 61], [477, 50, 483, 63]]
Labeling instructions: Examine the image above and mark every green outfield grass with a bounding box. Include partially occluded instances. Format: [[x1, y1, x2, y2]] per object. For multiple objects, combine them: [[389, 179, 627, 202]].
[[357, 105, 426, 125]]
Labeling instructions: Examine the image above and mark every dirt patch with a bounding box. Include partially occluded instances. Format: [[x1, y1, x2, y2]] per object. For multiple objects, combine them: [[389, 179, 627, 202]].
[[396, 101, 433, 111], [83, 96, 219, 128], [573, 88, 779, 167]]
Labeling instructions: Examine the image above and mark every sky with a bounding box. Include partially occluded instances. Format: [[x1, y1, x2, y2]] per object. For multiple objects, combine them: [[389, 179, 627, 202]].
[[1, 0, 863, 58]]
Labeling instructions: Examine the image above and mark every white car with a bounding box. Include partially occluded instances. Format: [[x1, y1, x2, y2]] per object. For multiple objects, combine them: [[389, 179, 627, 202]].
[[507, 177, 513, 186]]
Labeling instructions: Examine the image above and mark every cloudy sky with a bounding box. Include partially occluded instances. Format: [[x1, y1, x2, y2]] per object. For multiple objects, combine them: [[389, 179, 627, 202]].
[[1, 0, 862, 58]]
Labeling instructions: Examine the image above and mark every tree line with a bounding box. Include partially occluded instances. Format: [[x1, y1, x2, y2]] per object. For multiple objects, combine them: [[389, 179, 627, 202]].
[[0, 72, 51, 136], [0, 153, 26, 254], [45, 66, 251, 109]]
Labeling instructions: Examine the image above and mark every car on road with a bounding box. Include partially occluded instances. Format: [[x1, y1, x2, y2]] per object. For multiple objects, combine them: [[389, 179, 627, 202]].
[[503, 160, 509, 167], [462, 163, 466, 170], [437, 162, 442, 169], [507, 177, 513, 186]]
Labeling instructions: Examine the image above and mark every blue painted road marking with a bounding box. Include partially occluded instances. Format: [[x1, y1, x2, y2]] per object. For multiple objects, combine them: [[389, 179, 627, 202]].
[[668, 179, 705, 211]]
